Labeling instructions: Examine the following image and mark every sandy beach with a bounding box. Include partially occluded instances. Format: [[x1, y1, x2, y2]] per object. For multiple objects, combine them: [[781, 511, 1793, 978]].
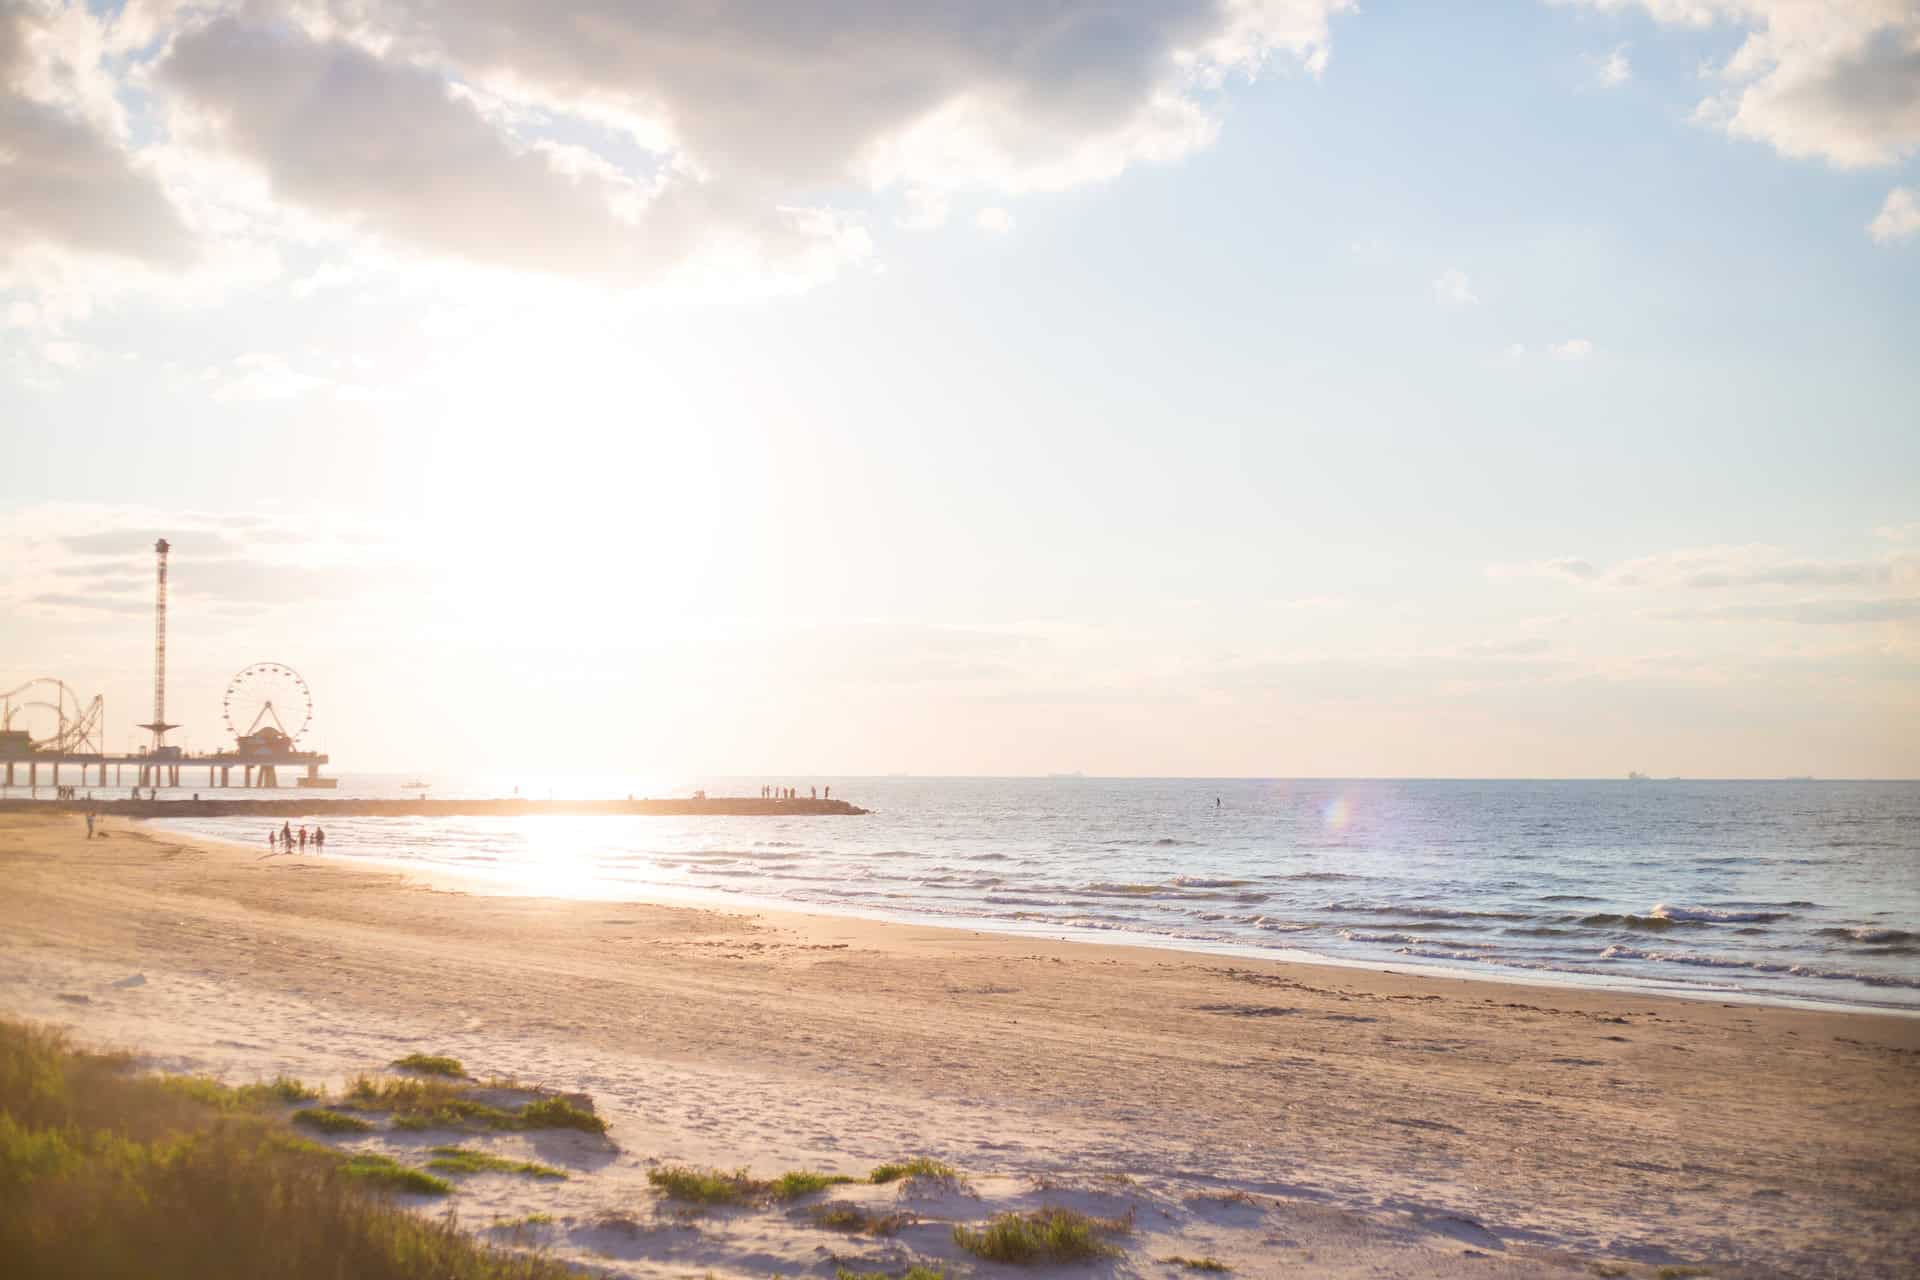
[[2, 811, 1915, 1279]]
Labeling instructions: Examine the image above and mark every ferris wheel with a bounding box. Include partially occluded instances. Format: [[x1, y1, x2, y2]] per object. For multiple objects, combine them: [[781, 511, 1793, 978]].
[[222, 663, 313, 743]]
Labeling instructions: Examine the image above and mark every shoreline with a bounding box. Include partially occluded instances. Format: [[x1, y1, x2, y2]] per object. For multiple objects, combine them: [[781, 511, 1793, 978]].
[[4, 811, 1918, 1277], [0, 795, 869, 817], [147, 815, 1920, 1020]]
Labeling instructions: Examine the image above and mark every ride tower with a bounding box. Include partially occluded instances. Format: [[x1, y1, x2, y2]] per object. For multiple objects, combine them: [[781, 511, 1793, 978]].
[[136, 537, 179, 756]]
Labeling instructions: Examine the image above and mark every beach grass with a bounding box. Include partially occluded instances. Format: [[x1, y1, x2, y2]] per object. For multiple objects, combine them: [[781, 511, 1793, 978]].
[[952, 1207, 1128, 1263], [808, 1201, 913, 1235], [0, 1018, 580, 1278], [342, 1074, 606, 1135], [516, 1096, 606, 1134], [391, 1053, 466, 1078], [647, 1164, 769, 1205], [341, 1152, 453, 1196], [157, 1073, 320, 1110], [1161, 1257, 1231, 1272], [868, 1156, 959, 1186], [835, 1268, 946, 1280], [772, 1168, 857, 1199], [428, 1145, 568, 1179], [292, 1107, 375, 1134]]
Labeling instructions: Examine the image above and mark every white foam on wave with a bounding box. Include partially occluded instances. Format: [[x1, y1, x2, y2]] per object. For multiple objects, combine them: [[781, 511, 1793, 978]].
[[1649, 903, 1787, 924], [1600, 945, 1920, 989]]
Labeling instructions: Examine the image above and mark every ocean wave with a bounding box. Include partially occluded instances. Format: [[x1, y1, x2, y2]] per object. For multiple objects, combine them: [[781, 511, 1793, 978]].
[[1341, 929, 1420, 944], [1649, 903, 1787, 924], [1580, 912, 1692, 930], [1320, 901, 1534, 922], [1249, 917, 1312, 933], [1171, 876, 1257, 888], [1817, 926, 1917, 945], [1599, 946, 1920, 989]]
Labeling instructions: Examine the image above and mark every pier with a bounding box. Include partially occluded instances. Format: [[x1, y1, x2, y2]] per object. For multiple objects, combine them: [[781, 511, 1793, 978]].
[[0, 796, 867, 817], [0, 738, 332, 792]]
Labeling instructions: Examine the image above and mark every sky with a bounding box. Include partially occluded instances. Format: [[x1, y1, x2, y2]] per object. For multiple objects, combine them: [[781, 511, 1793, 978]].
[[2, 0, 1917, 780]]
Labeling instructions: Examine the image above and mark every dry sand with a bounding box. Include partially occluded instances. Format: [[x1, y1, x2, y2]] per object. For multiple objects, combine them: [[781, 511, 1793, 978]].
[[2, 811, 1916, 1278]]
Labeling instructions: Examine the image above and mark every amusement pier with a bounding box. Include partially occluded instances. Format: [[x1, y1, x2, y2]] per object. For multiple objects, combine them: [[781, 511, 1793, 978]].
[[4, 538, 861, 818]]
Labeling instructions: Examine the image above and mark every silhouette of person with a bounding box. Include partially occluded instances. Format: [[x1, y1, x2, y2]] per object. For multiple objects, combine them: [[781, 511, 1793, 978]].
[[314, 826, 325, 852]]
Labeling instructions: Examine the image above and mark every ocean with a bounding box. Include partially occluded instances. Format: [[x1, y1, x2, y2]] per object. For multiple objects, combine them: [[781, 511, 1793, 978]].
[[149, 776, 1920, 1013]]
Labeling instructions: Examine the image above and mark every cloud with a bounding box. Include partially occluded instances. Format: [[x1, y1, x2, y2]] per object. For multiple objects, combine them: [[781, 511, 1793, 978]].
[[1609, 547, 1906, 591], [59, 529, 235, 555], [26, 593, 150, 615], [1869, 185, 1920, 244], [109, 1, 1348, 293], [1488, 557, 1601, 583], [1433, 268, 1477, 305], [0, 2, 194, 273], [1550, 338, 1593, 359], [1651, 597, 1920, 625], [1596, 43, 1632, 87], [1493, 543, 1918, 593], [1556, 2, 1920, 169], [897, 186, 951, 231], [974, 206, 1015, 234]]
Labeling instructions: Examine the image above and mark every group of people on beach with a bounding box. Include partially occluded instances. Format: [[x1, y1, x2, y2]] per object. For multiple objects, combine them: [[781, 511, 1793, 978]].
[[266, 822, 324, 854], [760, 785, 828, 800]]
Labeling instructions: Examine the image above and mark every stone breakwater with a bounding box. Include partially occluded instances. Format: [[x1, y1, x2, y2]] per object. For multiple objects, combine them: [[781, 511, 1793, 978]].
[[0, 797, 868, 818]]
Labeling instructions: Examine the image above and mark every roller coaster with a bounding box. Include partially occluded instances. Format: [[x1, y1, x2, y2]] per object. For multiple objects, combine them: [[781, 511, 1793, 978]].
[[0, 678, 104, 757]]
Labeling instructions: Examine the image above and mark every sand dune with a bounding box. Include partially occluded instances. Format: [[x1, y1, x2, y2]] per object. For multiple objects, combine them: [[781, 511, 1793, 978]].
[[2, 812, 1916, 1278]]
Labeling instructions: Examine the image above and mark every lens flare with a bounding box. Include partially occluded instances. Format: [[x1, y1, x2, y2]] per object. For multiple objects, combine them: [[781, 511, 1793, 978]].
[[1322, 795, 1352, 831]]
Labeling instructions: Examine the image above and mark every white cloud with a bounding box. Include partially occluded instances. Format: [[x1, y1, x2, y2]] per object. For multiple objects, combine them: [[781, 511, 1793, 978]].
[[1433, 267, 1477, 305], [1492, 543, 1920, 593], [0, 2, 194, 274], [897, 186, 951, 231], [1488, 557, 1601, 583], [1554, 1, 1920, 169], [1597, 43, 1632, 87], [0, 0, 1356, 313], [1550, 337, 1594, 359], [1868, 186, 1920, 244], [975, 206, 1016, 235]]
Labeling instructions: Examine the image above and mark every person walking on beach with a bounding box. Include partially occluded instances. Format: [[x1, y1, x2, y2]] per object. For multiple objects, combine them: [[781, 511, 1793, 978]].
[[313, 826, 325, 853], [84, 812, 95, 839], [267, 829, 277, 851], [298, 826, 308, 852], [281, 820, 292, 848]]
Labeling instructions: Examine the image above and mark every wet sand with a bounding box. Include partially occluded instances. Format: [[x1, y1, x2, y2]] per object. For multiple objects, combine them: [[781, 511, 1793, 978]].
[[1, 812, 1915, 1277]]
